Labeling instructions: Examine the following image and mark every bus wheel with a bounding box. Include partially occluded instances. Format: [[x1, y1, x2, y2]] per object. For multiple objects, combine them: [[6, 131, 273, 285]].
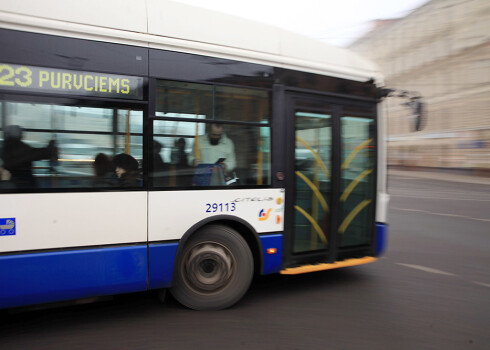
[[170, 224, 253, 310]]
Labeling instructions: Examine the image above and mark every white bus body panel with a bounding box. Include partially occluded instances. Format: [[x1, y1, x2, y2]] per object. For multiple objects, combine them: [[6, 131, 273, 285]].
[[0, 0, 147, 33], [0, 0, 382, 84], [0, 192, 148, 253], [149, 189, 285, 242]]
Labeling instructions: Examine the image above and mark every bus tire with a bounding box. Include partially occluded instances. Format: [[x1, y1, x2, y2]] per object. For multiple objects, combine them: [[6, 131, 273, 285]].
[[170, 224, 253, 310]]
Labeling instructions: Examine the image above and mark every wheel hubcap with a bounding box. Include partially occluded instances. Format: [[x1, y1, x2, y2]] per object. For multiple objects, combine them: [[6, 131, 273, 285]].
[[183, 242, 234, 293]]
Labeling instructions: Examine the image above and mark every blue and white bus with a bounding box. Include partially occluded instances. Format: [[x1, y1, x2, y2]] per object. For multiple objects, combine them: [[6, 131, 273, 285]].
[[0, 0, 389, 310]]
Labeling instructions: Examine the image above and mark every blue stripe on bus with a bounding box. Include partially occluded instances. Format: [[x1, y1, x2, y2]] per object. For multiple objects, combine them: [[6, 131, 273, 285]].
[[148, 242, 179, 289], [375, 223, 388, 257], [0, 245, 148, 309], [260, 234, 283, 274]]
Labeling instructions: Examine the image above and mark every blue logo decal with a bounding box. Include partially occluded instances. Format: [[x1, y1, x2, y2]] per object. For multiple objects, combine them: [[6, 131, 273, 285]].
[[0, 218, 16, 236]]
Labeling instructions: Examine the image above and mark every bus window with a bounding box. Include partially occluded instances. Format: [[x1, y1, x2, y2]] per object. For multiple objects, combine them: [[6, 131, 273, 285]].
[[153, 80, 271, 187], [151, 120, 270, 187], [155, 81, 270, 123], [0, 101, 143, 190], [214, 86, 270, 123], [156, 80, 213, 119]]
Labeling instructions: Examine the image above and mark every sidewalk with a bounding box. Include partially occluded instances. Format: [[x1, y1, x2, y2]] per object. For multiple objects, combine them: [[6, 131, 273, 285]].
[[388, 169, 490, 185]]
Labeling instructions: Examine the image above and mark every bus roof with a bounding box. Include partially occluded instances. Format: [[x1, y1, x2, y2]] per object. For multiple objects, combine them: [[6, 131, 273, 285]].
[[0, 0, 382, 84]]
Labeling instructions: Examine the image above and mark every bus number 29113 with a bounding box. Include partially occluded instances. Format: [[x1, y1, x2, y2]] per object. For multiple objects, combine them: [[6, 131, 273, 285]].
[[205, 203, 236, 213]]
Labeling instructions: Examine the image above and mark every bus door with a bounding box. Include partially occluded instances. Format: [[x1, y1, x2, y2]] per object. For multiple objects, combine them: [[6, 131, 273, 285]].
[[281, 93, 376, 266]]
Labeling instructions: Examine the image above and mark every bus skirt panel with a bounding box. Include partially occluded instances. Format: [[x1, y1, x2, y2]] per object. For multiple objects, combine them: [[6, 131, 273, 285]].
[[0, 245, 148, 309], [148, 242, 179, 289]]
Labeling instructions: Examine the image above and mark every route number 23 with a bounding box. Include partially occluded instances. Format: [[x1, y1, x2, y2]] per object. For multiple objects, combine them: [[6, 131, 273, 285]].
[[0, 64, 33, 87]]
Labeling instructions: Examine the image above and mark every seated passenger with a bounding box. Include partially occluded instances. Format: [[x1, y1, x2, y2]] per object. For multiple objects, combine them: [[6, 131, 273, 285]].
[[188, 123, 236, 174], [171, 138, 192, 186], [93, 153, 117, 187], [152, 140, 170, 187], [171, 138, 188, 166], [113, 153, 140, 187]]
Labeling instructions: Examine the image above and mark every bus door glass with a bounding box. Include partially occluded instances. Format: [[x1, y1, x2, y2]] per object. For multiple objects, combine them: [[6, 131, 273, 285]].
[[339, 112, 376, 248], [289, 99, 333, 254]]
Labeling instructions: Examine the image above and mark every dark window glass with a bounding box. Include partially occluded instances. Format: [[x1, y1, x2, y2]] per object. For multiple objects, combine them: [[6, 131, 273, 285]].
[[156, 81, 270, 123], [156, 81, 213, 119], [153, 80, 271, 188], [214, 86, 270, 123], [0, 101, 143, 191], [152, 120, 270, 187]]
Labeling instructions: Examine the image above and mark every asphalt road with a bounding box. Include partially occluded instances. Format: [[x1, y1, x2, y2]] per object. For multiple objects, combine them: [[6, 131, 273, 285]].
[[1, 173, 489, 350]]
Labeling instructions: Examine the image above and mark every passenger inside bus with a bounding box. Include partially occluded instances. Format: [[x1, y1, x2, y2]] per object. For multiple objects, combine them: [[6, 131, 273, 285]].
[[1, 125, 58, 189], [170, 138, 192, 186], [152, 140, 167, 187], [189, 124, 236, 172], [113, 153, 140, 187], [93, 153, 117, 187], [188, 123, 237, 186], [171, 138, 188, 167]]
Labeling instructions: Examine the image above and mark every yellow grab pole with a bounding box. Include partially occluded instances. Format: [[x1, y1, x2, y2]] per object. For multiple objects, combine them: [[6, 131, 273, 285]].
[[294, 205, 327, 244], [125, 110, 131, 154], [295, 171, 329, 212], [194, 96, 200, 161], [338, 199, 372, 234], [342, 138, 373, 170], [296, 136, 330, 179], [340, 169, 373, 202]]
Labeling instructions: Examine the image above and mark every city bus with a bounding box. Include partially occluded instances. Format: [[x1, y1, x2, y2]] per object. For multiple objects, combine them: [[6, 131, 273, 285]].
[[0, 0, 389, 310]]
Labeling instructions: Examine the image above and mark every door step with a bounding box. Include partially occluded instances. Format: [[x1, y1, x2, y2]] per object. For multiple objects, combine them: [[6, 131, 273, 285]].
[[280, 256, 377, 275]]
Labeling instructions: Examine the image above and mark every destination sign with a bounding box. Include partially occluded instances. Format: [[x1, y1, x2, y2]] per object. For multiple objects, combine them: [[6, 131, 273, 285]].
[[0, 63, 144, 100]]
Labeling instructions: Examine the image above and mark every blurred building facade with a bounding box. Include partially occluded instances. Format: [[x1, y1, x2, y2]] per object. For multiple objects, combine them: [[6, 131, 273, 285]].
[[350, 0, 490, 173]]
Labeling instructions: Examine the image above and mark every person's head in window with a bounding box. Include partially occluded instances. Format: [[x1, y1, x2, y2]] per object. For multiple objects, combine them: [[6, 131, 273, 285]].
[[208, 124, 224, 145], [153, 140, 163, 155], [113, 153, 139, 182], [175, 137, 186, 150], [171, 138, 188, 166], [92, 153, 116, 187], [93, 153, 114, 178], [4, 125, 23, 141]]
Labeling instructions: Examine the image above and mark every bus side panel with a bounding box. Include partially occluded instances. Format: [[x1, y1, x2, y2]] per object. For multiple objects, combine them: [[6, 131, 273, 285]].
[[148, 189, 285, 242], [0, 246, 147, 309], [148, 242, 179, 289], [0, 192, 148, 253]]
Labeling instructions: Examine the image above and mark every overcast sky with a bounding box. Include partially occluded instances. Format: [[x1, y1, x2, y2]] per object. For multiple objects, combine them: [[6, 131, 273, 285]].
[[174, 0, 429, 46]]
